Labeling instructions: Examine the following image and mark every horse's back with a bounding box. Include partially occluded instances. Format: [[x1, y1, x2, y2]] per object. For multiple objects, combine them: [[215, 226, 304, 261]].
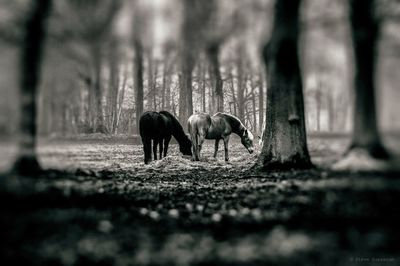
[[139, 111, 169, 139], [188, 113, 211, 134]]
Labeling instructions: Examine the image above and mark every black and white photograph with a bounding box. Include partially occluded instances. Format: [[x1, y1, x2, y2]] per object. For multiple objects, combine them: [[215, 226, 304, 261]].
[[0, 0, 400, 265]]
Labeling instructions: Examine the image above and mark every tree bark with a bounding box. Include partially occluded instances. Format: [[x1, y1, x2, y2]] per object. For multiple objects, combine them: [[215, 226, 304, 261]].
[[346, 0, 389, 158], [201, 59, 207, 113], [255, 0, 312, 171], [180, 52, 194, 125], [315, 87, 321, 131], [207, 44, 224, 112], [250, 78, 257, 133], [134, 39, 144, 134], [236, 49, 245, 122], [108, 39, 120, 134], [91, 43, 107, 133], [327, 90, 335, 132], [13, 0, 52, 175], [258, 72, 264, 134]]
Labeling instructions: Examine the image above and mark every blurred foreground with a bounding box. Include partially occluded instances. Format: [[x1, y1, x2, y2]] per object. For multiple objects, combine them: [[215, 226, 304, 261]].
[[1, 136, 400, 265]]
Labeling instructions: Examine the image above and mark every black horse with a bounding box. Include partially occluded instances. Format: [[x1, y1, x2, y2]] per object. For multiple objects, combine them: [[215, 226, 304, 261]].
[[139, 111, 192, 164]]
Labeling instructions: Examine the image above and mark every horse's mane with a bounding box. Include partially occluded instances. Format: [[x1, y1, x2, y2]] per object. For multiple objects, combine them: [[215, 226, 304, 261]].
[[216, 113, 245, 135], [159, 111, 189, 142]]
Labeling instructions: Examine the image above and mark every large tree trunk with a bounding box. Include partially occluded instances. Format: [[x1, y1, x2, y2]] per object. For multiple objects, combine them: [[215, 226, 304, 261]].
[[134, 39, 144, 134], [255, 0, 312, 171], [348, 0, 388, 157], [180, 52, 194, 125], [12, 0, 52, 175], [207, 44, 224, 113]]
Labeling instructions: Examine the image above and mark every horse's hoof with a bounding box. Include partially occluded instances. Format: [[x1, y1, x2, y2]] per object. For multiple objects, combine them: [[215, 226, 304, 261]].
[[225, 158, 229, 162]]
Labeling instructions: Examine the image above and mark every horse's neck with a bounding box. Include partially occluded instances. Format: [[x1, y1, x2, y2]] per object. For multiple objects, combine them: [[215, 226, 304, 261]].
[[232, 125, 245, 137], [171, 124, 188, 144], [226, 115, 245, 136]]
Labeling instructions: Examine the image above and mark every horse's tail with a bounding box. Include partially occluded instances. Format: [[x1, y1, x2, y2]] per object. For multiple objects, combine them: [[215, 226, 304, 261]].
[[187, 116, 198, 156], [187, 119, 196, 144]]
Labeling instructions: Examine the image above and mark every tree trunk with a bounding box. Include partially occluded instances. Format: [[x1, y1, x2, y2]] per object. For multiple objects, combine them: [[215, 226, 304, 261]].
[[13, 0, 52, 175], [201, 59, 207, 113], [251, 81, 257, 134], [236, 50, 245, 122], [327, 90, 335, 132], [180, 53, 194, 125], [134, 39, 144, 133], [258, 71, 264, 134], [116, 63, 128, 133], [228, 67, 237, 116], [255, 0, 312, 170], [161, 60, 167, 110], [165, 74, 171, 112], [346, 0, 388, 159], [91, 43, 107, 133], [152, 60, 158, 110], [207, 44, 224, 112], [316, 87, 321, 131], [108, 40, 120, 134]]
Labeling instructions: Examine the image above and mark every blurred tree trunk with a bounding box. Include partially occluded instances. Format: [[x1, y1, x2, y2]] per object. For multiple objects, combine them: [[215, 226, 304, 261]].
[[346, 0, 389, 158], [116, 63, 128, 133], [147, 53, 155, 110], [201, 59, 207, 113], [180, 54, 194, 125], [228, 67, 237, 116], [161, 60, 167, 110], [258, 71, 264, 134], [179, 0, 196, 126], [255, 0, 312, 170], [316, 87, 321, 131], [91, 43, 107, 133], [12, 0, 52, 175], [250, 78, 257, 133], [207, 44, 224, 112], [236, 49, 245, 122], [327, 90, 335, 132], [152, 60, 158, 110], [134, 39, 144, 133], [108, 39, 120, 134], [165, 72, 171, 112]]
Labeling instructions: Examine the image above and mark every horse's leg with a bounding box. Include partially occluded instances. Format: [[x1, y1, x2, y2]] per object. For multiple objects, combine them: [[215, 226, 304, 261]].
[[159, 138, 164, 159], [153, 139, 158, 160], [143, 138, 151, 164], [214, 139, 220, 158], [164, 135, 172, 157], [190, 130, 199, 161], [198, 131, 206, 160], [223, 135, 230, 162]]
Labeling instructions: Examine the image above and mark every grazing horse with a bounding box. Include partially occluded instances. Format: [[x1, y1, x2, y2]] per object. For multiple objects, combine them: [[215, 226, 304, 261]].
[[188, 112, 254, 161], [139, 111, 192, 164]]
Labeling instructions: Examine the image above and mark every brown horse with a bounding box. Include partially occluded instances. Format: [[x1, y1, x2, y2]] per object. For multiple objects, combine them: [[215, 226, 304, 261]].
[[188, 112, 254, 161]]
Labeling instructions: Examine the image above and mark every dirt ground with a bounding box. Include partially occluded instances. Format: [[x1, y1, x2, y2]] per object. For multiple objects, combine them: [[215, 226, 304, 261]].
[[1, 136, 400, 266]]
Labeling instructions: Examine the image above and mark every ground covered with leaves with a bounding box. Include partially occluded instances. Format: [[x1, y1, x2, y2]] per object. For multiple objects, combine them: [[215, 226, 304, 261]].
[[1, 135, 400, 265]]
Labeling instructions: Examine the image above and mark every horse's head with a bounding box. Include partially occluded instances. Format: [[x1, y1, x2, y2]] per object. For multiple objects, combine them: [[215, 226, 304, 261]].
[[241, 129, 254, 154], [180, 137, 193, 156]]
